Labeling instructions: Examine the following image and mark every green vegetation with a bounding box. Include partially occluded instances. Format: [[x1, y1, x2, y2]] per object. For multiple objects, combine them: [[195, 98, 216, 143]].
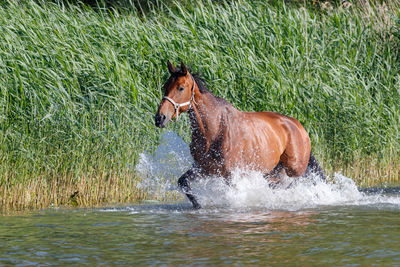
[[0, 0, 399, 211]]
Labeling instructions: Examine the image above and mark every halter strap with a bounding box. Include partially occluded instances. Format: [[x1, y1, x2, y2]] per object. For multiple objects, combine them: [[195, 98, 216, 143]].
[[162, 75, 197, 120]]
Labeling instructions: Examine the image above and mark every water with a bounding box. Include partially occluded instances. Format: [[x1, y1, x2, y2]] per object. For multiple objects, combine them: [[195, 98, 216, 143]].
[[1, 203, 399, 266], [1, 132, 400, 265]]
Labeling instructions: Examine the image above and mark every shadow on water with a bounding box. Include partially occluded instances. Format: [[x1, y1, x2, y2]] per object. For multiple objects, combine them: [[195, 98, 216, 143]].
[[102, 203, 195, 213], [101, 202, 320, 233]]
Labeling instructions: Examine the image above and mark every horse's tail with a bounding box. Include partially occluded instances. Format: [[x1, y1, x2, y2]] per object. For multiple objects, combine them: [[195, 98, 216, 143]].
[[304, 151, 326, 181]]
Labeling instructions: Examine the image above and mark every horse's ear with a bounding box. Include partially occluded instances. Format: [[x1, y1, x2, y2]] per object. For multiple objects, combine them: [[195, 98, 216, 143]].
[[180, 62, 188, 75], [167, 60, 176, 74]]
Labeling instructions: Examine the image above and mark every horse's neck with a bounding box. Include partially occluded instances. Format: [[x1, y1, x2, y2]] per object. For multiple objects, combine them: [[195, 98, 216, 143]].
[[189, 92, 223, 143]]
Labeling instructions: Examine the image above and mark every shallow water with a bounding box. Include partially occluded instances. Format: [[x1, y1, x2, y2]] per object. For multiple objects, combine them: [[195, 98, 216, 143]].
[[2, 132, 399, 265], [1, 200, 400, 266]]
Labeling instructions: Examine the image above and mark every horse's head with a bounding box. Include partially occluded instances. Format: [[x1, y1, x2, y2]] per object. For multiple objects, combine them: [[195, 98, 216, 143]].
[[155, 61, 196, 128]]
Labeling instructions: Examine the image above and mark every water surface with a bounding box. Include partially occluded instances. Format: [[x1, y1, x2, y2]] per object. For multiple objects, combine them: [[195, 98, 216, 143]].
[[1, 198, 399, 266]]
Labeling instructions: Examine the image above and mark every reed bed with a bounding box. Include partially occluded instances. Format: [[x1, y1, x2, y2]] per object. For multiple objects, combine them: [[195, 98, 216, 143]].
[[0, 0, 399, 211], [0, 171, 146, 212]]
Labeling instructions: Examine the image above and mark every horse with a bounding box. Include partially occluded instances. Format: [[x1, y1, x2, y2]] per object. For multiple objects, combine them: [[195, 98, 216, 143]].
[[155, 61, 325, 209]]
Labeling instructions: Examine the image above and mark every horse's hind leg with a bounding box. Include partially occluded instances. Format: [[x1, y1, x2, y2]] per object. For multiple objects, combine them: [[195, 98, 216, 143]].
[[178, 169, 201, 209], [266, 162, 285, 188], [266, 163, 295, 189]]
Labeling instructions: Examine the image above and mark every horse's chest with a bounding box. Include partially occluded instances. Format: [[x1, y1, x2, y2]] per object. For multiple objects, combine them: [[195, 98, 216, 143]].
[[190, 136, 227, 175]]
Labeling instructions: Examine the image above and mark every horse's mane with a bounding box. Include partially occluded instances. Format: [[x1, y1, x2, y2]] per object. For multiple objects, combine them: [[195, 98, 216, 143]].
[[192, 73, 209, 94], [172, 66, 231, 106]]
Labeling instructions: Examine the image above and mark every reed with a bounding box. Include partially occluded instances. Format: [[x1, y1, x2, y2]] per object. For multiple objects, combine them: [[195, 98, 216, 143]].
[[0, 0, 399, 211], [0, 171, 145, 213]]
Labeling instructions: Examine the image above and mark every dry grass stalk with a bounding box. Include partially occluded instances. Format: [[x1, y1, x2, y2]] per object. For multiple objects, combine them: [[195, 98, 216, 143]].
[[0, 172, 148, 213], [356, 0, 397, 40]]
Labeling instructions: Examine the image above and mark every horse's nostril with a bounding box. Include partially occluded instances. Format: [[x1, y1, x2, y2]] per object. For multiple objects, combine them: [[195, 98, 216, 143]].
[[155, 114, 160, 124], [155, 114, 166, 127]]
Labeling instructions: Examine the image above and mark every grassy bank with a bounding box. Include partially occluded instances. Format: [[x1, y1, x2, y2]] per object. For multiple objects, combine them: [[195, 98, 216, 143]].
[[0, 0, 399, 211]]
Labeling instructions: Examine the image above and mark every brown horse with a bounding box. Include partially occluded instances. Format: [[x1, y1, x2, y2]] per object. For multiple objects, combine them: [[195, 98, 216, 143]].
[[155, 61, 325, 208]]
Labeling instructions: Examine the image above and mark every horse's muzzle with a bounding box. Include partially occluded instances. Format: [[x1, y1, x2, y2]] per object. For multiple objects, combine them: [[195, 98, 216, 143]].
[[155, 113, 167, 128]]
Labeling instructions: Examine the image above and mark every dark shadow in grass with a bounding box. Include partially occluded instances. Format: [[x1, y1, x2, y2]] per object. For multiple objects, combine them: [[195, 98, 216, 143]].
[[33, 0, 348, 19], [54, 0, 180, 15], [54, 0, 346, 15]]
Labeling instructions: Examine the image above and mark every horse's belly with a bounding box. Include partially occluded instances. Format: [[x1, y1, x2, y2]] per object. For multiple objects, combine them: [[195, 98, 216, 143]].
[[227, 147, 281, 174], [219, 135, 282, 175], [192, 142, 283, 177]]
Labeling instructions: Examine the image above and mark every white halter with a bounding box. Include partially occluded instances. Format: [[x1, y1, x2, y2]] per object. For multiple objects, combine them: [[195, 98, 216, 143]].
[[162, 75, 197, 120]]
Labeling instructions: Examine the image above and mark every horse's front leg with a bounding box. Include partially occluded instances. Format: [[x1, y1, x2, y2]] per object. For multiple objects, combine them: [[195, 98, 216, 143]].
[[178, 169, 201, 209]]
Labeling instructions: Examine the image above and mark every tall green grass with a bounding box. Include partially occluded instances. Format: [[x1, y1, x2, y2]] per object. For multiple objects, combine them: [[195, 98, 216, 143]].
[[0, 0, 399, 210]]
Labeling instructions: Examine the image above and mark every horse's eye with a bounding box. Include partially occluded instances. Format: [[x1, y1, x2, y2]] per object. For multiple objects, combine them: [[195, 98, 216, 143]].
[[178, 86, 184, 91]]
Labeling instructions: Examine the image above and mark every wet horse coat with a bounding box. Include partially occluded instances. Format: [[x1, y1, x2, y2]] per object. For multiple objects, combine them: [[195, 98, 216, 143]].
[[155, 62, 324, 208]]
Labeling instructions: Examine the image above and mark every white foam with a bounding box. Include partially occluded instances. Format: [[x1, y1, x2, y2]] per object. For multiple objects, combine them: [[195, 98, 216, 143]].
[[136, 131, 400, 211], [191, 171, 365, 210]]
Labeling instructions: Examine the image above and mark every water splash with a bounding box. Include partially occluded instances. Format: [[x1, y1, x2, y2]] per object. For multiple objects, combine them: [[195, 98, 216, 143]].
[[135, 131, 193, 200], [192, 171, 365, 210], [136, 131, 400, 210]]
